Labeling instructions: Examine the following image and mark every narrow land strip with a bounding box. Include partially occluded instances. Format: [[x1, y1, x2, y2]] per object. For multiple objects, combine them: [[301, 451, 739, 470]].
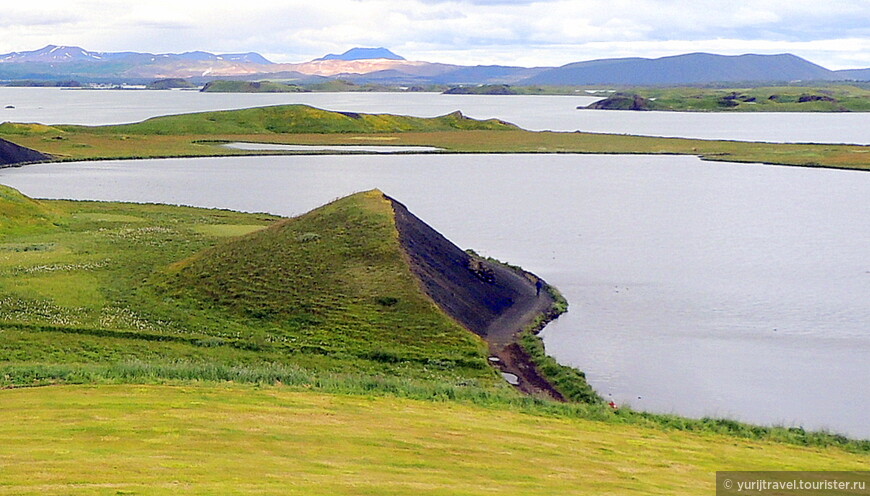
[[0, 104, 867, 170]]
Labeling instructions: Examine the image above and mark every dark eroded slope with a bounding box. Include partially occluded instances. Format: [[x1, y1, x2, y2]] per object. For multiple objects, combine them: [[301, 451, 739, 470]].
[[0, 138, 51, 167]]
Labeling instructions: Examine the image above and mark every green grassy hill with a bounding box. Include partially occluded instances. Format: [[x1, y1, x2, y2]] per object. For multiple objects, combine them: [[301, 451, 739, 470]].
[[0, 188, 495, 384], [160, 189, 491, 376], [60, 104, 517, 135]]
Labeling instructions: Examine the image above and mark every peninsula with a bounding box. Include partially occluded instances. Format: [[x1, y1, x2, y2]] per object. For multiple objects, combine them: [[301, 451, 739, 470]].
[[1, 104, 868, 171]]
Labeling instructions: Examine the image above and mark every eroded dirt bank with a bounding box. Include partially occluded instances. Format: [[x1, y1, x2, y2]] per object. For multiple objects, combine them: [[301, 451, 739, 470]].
[[389, 195, 564, 401]]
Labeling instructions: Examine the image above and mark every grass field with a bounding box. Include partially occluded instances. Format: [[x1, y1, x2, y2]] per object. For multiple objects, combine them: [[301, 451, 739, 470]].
[[1, 104, 868, 170], [0, 384, 867, 496]]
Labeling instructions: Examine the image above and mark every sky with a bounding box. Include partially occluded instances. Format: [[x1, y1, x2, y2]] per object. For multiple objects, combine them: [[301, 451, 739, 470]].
[[2, 0, 868, 70]]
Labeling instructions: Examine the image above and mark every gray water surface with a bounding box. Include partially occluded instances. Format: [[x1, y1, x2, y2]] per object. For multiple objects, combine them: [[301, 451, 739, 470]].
[[2, 87, 869, 144], [223, 143, 443, 153], [2, 154, 867, 438]]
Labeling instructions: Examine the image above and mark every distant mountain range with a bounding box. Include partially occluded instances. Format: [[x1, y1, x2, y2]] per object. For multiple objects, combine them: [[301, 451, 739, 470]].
[[0, 45, 273, 65], [0, 45, 867, 85], [523, 53, 838, 85]]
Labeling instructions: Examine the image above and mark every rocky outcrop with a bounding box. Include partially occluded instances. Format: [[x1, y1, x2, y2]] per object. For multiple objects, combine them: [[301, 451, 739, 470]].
[[581, 93, 653, 111], [798, 94, 838, 103]]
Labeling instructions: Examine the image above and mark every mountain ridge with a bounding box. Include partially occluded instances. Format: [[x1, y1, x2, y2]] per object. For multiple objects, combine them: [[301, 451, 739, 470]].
[[0, 45, 867, 84], [521, 52, 838, 85]]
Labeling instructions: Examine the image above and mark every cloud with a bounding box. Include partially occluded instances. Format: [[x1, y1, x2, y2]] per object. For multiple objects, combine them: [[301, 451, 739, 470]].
[[1, 0, 868, 69]]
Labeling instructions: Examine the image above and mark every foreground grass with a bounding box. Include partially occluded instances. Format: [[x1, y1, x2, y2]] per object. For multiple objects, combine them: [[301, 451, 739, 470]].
[[0, 384, 866, 496], [1, 104, 868, 170], [4, 359, 865, 453]]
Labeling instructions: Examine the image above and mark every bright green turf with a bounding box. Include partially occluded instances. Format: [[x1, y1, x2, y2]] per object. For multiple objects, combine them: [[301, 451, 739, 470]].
[[0, 384, 866, 496]]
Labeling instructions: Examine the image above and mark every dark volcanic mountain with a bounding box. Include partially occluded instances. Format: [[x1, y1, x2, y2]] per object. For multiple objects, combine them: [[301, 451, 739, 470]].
[[316, 47, 405, 61], [521, 53, 837, 85]]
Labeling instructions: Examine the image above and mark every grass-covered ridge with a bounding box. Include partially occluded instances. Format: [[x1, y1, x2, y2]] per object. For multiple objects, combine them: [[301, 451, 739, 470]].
[[61, 104, 517, 135]]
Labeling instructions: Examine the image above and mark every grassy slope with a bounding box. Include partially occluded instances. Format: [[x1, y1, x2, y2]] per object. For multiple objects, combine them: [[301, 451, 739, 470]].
[[161, 189, 490, 375], [0, 384, 866, 496], [0, 188, 495, 385], [0, 184, 57, 234]]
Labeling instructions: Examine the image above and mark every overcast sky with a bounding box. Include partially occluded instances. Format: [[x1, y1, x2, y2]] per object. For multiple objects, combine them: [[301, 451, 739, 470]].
[[2, 0, 868, 69]]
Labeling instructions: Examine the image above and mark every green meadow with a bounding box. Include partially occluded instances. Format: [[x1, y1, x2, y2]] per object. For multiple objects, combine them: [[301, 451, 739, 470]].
[[1, 384, 867, 496]]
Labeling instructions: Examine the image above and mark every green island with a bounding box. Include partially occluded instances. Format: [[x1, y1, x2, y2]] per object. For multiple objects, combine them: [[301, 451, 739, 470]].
[[582, 85, 870, 112], [1, 105, 869, 493], [198, 78, 870, 111], [0, 103, 869, 170]]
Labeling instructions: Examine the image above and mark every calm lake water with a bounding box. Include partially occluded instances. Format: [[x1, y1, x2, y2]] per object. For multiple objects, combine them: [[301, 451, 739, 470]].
[[223, 143, 443, 153], [2, 87, 870, 144], [2, 154, 867, 438]]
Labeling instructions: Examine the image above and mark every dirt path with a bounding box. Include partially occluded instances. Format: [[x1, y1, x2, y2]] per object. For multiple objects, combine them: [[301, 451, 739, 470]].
[[482, 268, 553, 348], [480, 268, 565, 401]]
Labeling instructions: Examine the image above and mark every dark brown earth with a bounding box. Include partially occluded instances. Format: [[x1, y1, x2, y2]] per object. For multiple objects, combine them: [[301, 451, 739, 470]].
[[389, 194, 564, 401], [0, 138, 51, 167]]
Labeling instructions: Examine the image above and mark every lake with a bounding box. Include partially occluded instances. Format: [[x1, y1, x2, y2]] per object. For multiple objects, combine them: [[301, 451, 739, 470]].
[[2, 87, 870, 144], [2, 153, 867, 438]]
